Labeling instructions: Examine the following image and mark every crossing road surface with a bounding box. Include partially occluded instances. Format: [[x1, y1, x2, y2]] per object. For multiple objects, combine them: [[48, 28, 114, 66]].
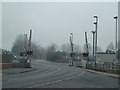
[[2, 60, 118, 88]]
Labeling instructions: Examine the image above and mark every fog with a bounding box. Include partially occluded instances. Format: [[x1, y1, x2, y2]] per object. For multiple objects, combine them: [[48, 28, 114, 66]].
[[2, 2, 118, 51]]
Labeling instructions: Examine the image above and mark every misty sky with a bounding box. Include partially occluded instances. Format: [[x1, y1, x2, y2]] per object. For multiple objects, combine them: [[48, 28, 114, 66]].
[[2, 2, 118, 51]]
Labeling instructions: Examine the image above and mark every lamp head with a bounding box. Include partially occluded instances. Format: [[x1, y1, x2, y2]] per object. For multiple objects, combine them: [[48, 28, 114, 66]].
[[70, 32, 73, 35], [91, 31, 96, 33], [94, 15, 98, 18], [114, 16, 118, 19], [94, 22, 97, 24]]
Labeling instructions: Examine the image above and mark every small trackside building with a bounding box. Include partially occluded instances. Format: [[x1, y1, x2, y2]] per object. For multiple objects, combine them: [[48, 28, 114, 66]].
[[96, 52, 116, 63]]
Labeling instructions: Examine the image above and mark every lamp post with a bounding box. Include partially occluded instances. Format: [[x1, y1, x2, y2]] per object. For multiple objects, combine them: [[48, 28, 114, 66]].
[[94, 15, 98, 70], [70, 32, 74, 66], [91, 31, 96, 59], [114, 16, 118, 63], [114, 16, 118, 52]]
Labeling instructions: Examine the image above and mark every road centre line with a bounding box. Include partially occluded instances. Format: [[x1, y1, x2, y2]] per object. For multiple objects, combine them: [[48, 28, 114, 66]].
[[6, 62, 63, 81], [26, 70, 85, 88], [8, 68, 62, 81]]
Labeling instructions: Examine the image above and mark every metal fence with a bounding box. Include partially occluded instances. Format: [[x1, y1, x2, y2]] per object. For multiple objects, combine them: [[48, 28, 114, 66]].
[[87, 62, 120, 70], [74, 60, 119, 70]]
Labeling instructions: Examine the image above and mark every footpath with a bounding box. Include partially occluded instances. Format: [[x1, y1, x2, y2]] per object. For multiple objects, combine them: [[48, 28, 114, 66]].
[[2, 67, 37, 75], [85, 69, 119, 79]]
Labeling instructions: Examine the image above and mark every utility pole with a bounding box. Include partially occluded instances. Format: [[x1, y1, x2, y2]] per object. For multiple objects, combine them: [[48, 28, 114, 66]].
[[70, 32, 74, 66], [28, 29, 32, 68], [85, 32, 89, 55], [94, 15, 98, 70], [114, 16, 118, 63], [28, 30, 32, 49], [114, 16, 118, 52], [81, 32, 89, 69], [91, 31, 96, 59]]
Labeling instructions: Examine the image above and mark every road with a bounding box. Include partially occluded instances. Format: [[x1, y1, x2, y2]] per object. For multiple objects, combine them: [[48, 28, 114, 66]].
[[0, 69, 2, 89], [2, 60, 118, 88]]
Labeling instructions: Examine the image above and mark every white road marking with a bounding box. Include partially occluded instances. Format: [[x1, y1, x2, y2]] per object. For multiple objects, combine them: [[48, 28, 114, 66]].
[[26, 70, 85, 88], [65, 78, 69, 80], [41, 84, 45, 86], [58, 80, 61, 82], [55, 81, 58, 82], [7, 68, 62, 81], [46, 83, 50, 84], [50, 81, 55, 84], [34, 85, 39, 87]]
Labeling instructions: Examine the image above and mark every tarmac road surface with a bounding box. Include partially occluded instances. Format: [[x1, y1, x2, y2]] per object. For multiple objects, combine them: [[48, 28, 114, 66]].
[[2, 59, 118, 88]]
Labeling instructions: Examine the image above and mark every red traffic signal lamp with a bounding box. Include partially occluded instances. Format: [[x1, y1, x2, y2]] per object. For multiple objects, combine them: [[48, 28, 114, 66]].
[[82, 52, 89, 57], [26, 50, 33, 55]]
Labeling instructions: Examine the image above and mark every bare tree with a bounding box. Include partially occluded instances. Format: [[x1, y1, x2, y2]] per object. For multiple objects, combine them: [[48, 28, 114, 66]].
[[12, 34, 27, 55], [46, 43, 57, 61], [61, 43, 71, 53], [12, 34, 45, 59]]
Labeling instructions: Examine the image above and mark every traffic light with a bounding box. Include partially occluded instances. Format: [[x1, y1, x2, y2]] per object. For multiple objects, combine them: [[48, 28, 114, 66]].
[[82, 53, 89, 57], [20, 52, 24, 56], [70, 52, 75, 57], [26, 50, 33, 55]]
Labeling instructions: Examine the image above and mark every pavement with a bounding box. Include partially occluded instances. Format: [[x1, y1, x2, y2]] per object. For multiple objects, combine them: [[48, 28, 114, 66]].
[[85, 69, 119, 79], [2, 67, 37, 75]]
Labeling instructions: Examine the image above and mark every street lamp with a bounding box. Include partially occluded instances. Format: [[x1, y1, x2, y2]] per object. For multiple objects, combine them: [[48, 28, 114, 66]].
[[114, 16, 118, 63], [70, 32, 73, 44], [91, 31, 96, 58], [70, 32, 74, 66], [114, 16, 118, 52], [94, 15, 98, 70]]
